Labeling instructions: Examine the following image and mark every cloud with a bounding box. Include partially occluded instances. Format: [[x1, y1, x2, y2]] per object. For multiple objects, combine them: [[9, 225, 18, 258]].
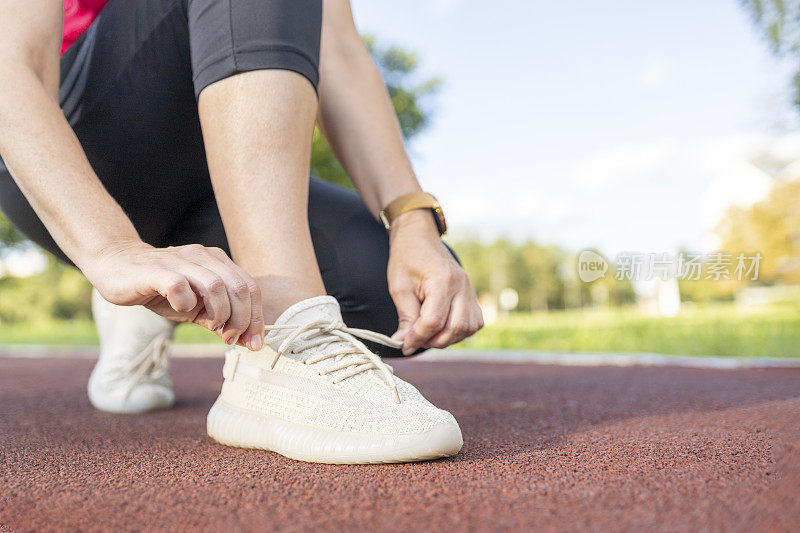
[[430, 0, 464, 15], [695, 134, 797, 248], [572, 140, 679, 190], [567, 133, 799, 252], [637, 57, 669, 89], [444, 185, 572, 242], [443, 132, 800, 255]]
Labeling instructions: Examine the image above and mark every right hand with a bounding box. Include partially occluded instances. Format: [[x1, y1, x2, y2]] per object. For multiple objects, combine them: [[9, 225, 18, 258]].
[[83, 241, 265, 350]]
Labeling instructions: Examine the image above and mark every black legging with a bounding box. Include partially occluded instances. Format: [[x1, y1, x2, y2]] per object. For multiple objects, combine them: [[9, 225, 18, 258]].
[[0, 0, 430, 356]]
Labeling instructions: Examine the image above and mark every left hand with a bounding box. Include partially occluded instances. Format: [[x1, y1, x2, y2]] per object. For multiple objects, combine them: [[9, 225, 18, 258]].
[[387, 210, 484, 355]]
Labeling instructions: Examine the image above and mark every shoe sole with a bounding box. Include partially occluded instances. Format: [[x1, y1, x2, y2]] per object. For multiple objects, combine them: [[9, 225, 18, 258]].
[[87, 394, 175, 414], [207, 397, 463, 464], [87, 373, 175, 414]]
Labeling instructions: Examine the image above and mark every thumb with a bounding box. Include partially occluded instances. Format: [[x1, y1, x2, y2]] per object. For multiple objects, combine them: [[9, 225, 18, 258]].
[[391, 289, 421, 344]]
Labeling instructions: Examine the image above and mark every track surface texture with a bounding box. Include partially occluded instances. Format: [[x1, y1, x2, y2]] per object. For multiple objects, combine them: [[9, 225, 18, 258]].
[[2, 356, 800, 532]]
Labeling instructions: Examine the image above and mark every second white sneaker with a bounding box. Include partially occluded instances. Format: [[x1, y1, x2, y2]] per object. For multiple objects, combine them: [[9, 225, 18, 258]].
[[207, 295, 463, 464], [88, 289, 176, 414]]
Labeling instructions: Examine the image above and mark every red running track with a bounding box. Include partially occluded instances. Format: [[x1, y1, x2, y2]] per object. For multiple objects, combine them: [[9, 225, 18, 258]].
[[1, 356, 799, 531]]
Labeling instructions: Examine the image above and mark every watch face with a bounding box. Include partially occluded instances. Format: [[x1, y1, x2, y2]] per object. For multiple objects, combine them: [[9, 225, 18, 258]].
[[433, 204, 447, 235]]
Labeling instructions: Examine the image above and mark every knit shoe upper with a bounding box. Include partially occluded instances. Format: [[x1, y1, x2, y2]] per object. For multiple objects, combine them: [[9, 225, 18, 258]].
[[207, 295, 463, 463]]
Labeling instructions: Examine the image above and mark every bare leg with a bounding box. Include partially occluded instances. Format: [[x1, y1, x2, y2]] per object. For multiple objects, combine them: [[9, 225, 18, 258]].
[[198, 70, 325, 322]]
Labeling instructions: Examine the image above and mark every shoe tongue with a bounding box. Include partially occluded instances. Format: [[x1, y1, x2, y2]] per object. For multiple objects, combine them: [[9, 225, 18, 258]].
[[274, 295, 342, 328], [266, 295, 387, 393], [266, 296, 343, 354]]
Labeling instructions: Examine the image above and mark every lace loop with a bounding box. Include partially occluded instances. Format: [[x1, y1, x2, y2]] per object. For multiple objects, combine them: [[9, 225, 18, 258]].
[[263, 320, 404, 403], [108, 333, 171, 400]]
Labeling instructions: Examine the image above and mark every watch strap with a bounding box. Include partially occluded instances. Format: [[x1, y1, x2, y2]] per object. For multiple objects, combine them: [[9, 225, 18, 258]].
[[380, 192, 446, 235]]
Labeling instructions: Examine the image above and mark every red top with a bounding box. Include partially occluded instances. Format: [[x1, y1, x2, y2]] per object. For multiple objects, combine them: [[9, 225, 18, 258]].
[[61, 0, 109, 55]]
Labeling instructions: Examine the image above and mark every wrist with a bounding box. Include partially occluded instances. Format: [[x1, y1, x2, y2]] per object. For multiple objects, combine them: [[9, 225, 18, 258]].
[[388, 209, 440, 244], [68, 206, 144, 274], [375, 182, 422, 216], [77, 238, 150, 281]]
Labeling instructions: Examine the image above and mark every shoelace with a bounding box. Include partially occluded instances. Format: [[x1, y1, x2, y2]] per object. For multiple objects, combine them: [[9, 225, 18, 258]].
[[108, 333, 171, 401], [263, 320, 404, 403]]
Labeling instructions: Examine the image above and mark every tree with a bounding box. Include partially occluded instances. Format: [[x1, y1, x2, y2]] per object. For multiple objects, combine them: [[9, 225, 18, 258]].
[[511, 241, 570, 311], [0, 212, 25, 259], [740, 0, 800, 109], [450, 238, 635, 312], [716, 178, 800, 284], [310, 36, 441, 188]]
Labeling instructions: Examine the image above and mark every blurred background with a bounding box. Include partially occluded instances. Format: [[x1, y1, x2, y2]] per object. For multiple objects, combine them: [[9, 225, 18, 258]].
[[1, 0, 798, 357]]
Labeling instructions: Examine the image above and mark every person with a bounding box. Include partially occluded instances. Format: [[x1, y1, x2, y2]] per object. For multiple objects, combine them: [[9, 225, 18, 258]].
[[0, 0, 483, 464]]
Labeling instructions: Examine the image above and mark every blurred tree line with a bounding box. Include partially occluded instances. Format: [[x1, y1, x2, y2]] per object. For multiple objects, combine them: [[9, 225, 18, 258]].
[[0, 255, 92, 322], [454, 239, 636, 312]]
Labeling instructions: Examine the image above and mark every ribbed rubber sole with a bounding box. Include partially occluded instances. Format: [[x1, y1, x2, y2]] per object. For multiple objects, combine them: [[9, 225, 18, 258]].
[[206, 397, 463, 464], [87, 370, 175, 414]]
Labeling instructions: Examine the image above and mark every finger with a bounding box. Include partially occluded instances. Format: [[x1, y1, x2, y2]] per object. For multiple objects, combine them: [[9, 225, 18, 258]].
[[426, 293, 475, 349], [404, 285, 454, 355], [186, 251, 253, 346], [242, 280, 264, 350], [170, 260, 232, 337], [390, 287, 420, 346], [221, 257, 264, 351], [152, 269, 197, 313], [473, 296, 485, 332]]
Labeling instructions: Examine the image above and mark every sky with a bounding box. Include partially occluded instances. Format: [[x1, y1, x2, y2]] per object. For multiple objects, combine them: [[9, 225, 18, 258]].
[[350, 0, 800, 257]]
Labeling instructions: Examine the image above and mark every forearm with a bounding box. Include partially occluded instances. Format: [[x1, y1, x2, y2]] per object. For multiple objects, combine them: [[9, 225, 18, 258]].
[[0, 60, 141, 274], [317, 41, 423, 216]]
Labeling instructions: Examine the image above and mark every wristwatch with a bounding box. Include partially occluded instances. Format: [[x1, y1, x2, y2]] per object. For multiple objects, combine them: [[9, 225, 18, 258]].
[[379, 192, 447, 236]]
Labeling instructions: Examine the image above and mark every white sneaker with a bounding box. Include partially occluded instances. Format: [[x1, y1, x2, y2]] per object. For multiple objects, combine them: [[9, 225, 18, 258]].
[[207, 295, 463, 464], [88, 289, 176, 414]]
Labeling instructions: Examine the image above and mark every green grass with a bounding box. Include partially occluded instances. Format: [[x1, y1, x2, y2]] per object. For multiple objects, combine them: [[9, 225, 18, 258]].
[[0, 320, 219, 346], [2, 302, 799, 358], [461, 302, 800, 358]]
